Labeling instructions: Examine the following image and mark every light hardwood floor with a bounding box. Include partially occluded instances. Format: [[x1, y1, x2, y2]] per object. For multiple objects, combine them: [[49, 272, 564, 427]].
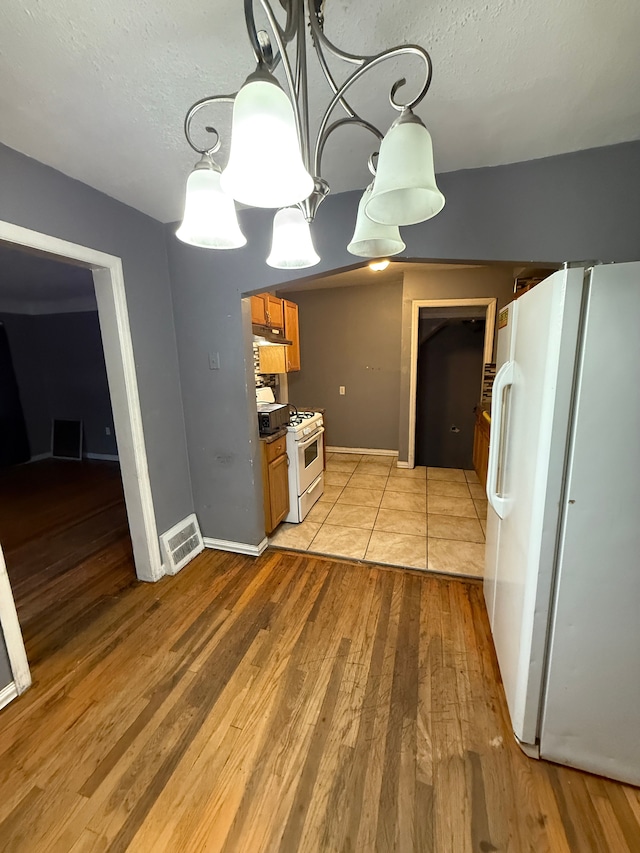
[[0, 462, 638, 851]]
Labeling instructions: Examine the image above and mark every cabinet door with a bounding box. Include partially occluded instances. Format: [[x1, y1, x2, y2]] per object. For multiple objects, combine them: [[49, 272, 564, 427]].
[[473, 412, 490, 489], [283, 300, 301, 372], [268, 453, 290, 530], [258, 345, 286, 374], [266, 295, 284, 329], [251, 295, 268, 325]]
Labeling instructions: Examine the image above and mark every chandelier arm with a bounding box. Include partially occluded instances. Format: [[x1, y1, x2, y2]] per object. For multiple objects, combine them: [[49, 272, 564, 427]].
[[279, 0, 299, 45], [306, 0, 366, 67], [255, 0, 305, 150], [313, 43, 432, 173], [310, 32, 356, 119], [314, 116, 383, 181], [184, 94, 236, 155], [245, 0, 299, 70], [306, 0, 357, 119], [244, 0, 266, 64], [295, 4, 311, 167]]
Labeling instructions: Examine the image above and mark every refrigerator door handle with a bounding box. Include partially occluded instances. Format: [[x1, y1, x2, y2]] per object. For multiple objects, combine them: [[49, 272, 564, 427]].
[[486, 360, 515, 519]]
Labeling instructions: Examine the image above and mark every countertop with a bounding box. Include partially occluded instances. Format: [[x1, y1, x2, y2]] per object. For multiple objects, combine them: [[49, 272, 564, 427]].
[[258, 426, 288, 444]]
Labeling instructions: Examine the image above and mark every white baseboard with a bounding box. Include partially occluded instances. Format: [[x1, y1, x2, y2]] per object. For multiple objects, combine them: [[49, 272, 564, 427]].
[[396, 461, 411, 468], [28, 452, 52, 463], [0, 682, 18, 712], [84, 453, 119, 461], [203, 537, 269, 557], [327, 446, 399, 457]]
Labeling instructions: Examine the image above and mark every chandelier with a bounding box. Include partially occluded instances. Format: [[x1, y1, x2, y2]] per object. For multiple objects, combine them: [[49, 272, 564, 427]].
[[177, 0, 445, 269]]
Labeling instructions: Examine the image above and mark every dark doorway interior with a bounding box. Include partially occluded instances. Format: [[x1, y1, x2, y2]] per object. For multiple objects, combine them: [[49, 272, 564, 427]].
[[415, 315, 485, 469], [0, 245, 135, 668]]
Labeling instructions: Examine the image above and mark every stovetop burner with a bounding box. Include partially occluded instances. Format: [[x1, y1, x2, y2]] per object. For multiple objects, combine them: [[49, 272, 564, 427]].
[[289, 410, 315, 427]]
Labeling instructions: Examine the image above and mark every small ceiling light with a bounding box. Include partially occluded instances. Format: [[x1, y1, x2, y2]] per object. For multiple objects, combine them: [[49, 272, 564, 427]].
[[176, 155, 246, 249], [369, 259, 391, 272], [365, 108, 445, 227], [348, 184, 405, 259], [221, 70, 314, 209], [266, 207, 320, 270]]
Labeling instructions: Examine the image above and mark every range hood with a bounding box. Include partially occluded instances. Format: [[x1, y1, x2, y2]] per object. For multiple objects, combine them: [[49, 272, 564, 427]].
[[252, 324, 293, 346]]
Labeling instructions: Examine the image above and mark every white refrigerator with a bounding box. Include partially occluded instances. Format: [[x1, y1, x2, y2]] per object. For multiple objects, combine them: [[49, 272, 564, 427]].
[[484, 262, 640, 786]]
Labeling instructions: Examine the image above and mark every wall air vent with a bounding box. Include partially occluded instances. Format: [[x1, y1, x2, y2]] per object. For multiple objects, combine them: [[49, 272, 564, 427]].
[[159, 513, 204, 576]]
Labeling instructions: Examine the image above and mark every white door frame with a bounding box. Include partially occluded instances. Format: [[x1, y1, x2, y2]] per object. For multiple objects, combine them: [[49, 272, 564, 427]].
[[0, 220, 163, 694], [407, 297, 497, 469]]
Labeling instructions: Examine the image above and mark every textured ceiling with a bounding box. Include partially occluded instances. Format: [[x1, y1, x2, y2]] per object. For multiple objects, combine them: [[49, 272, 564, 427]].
[[1, 0, 639, 224], [279, 261, 482, 293]]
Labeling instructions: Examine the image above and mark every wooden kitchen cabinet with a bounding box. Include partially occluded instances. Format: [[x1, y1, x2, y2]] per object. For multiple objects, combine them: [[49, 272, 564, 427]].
[[251, 294, 268, 325], [258, 345, 286, 374], [261, 434, 290, 534], [251, 292, 285, 329], [256, 299, 301, 374], [473, 408, 491, 490], [265, 294, 284, 329], [283, 299, 300, 372]]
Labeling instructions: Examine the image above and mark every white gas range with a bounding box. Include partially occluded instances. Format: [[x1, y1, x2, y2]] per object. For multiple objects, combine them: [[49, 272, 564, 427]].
[[284, 410, 324, 523]]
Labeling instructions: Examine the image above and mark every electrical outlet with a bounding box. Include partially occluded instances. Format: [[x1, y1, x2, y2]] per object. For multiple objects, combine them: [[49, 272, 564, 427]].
[[209, 351, 220, 370], [339, 385, 346, 395]]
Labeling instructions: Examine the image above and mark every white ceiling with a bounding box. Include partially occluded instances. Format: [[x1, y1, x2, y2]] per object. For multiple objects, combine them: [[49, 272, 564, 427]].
[[1, 0, 639, 224], [278, 261, 482, 293]]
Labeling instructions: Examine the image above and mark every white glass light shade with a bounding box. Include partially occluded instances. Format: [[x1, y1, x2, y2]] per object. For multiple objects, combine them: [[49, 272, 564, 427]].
[[266, 207, 320, 269], [365, 112, 445, 227], [176, 161, 246, 249], [221, 74, 314, 209], [347, 185, 406, 258]]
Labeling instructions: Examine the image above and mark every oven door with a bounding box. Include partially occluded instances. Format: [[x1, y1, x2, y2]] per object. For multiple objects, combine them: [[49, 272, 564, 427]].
[[296, 427, 325, 494]]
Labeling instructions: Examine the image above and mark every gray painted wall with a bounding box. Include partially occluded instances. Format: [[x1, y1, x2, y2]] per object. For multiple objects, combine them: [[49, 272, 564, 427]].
[[164, 140, 640, 547], [0, 313, 49, 455], [1, 311, 117, 457], [0, 143, 193, 535], [164, 239, 266, 545], [0, 632, 12, 691], [286, 281, 403, 450]]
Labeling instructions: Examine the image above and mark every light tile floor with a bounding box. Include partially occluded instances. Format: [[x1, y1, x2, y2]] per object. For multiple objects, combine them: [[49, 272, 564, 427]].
[[270, 453, 487, 578]]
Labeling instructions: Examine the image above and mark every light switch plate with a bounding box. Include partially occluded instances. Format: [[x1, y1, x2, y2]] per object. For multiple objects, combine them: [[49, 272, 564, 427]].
[[209, 352, 220, 370]]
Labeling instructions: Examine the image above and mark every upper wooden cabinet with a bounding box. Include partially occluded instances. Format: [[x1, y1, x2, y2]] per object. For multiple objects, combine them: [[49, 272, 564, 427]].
[[253, 294, 301, 375], [283, 299, 300, 372], [250, 294, 268, 325], [266, 295, 284, 329], [251, 293, 285, 330]]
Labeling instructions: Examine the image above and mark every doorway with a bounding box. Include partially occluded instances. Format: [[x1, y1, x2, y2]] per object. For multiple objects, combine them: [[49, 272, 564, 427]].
[[407, 298, 496, 469], [415, 309, 486, 468], [0, 246, 136, 674], [0, 220, 161, 702]]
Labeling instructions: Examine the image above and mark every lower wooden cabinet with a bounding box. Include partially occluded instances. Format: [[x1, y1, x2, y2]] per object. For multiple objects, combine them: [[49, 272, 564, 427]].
[[261, 435, 290, 534], [473, 408, 491, 490]]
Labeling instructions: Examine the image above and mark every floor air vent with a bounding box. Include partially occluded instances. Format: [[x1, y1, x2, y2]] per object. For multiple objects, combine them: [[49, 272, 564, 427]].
[[160, 513, 204, 575]]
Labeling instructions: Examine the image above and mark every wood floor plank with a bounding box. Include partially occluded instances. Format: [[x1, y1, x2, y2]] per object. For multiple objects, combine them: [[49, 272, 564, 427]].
[[0, 461, 638, 852]]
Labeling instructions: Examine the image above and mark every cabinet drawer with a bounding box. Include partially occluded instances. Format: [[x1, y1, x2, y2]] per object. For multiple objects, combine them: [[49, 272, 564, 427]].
[[266, 436, 287, 463]]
